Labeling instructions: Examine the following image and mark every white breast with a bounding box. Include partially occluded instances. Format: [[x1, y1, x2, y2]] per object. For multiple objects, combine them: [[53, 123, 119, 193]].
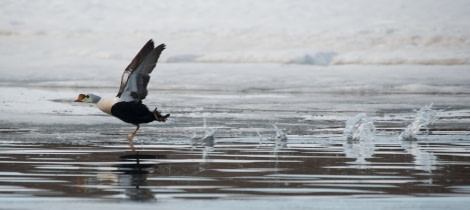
[[97, 97, 118, 115]]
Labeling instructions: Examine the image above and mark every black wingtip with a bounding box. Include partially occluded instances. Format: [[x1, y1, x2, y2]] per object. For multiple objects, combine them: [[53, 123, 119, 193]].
[[157, 43, 166, 51]]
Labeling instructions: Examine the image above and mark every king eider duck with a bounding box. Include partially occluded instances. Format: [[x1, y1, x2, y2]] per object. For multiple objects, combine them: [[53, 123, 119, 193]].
[[75, 39, 170, 152]]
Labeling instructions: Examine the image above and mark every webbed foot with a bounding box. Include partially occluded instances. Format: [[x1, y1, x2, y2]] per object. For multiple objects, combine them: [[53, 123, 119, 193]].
[[153, 108, 170, 122]]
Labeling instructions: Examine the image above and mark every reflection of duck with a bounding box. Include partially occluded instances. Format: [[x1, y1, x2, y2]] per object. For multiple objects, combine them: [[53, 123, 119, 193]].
[[75, 40, 170, 152], [114, 153, 166, 201]]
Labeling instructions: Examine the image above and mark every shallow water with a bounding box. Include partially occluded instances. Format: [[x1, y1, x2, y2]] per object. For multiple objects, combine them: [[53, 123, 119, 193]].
[[1, 85, 470, 209], [1, 133, 469, 201]]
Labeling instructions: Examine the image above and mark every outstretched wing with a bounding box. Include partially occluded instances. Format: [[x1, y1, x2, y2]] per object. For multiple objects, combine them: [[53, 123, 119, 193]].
[[118, 40, 165, 102], [117, 39, 155, 98]]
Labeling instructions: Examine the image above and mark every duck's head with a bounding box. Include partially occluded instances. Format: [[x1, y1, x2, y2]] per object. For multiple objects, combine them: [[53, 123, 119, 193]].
[[75, 94, 101, 103]]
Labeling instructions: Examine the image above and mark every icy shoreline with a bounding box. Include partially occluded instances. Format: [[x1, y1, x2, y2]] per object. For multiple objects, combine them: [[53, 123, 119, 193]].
[[2, 64, 470, 93], [1, 64, 470, 126]]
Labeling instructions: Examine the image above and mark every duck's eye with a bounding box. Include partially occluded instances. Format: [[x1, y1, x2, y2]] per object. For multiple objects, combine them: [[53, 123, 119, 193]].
[[85, 95, 90, 98]]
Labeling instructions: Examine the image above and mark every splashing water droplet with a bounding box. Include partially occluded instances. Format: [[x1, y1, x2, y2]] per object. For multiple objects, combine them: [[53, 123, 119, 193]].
[[257, 125, 288, 150], [343, 113, 376, 164], [190, 118, 215, 149], [343, 113, 376, 142], [273, 124, 288, 149], [398, 104, 438, 141]]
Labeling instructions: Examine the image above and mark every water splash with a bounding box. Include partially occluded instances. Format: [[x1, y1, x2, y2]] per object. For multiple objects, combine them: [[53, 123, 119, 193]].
[[343, 113, 376, 165], [257, 124, 288, 150], [398, 104, 438, 141], [190, 118, 215, 158], [256, 129, 265, 149], [273, 124, 288, 150], [397, 104, 439, 172], [343, 113, 376, 142]]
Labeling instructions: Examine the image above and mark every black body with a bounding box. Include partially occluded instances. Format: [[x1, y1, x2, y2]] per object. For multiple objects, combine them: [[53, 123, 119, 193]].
[[111, 101, 156, 126]]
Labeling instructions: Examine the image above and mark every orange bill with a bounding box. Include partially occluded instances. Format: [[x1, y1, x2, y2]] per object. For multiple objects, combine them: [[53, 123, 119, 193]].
[[75, 94, 86, 102]]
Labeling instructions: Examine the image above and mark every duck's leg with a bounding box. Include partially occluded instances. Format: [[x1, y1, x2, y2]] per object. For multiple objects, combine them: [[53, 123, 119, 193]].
[[128, 125, 140, 152]]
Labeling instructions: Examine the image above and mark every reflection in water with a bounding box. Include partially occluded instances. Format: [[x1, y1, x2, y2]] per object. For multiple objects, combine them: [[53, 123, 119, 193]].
[[0, 136, 468, 200], [400, 139, 437, 172], [113, 154, 165, 202], [343, 139, 375, 166]]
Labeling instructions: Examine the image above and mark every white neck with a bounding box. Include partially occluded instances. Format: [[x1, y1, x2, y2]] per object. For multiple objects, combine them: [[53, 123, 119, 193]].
[[97, 97, 118, 115]]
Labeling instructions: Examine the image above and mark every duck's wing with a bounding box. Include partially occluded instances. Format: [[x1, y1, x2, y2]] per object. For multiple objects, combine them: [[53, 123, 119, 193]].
[[118, 40, 165, 102], [117, 39, 155, 98]]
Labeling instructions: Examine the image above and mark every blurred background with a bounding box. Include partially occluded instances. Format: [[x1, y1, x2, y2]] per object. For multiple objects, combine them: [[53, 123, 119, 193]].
[[1, 0, 469, 77]]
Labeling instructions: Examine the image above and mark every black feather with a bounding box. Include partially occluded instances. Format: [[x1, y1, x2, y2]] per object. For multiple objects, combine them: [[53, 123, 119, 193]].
[[111, 101, 155, 126]]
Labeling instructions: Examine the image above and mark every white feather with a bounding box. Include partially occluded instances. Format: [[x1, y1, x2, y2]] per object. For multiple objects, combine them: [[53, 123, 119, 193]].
[[97, 97, 119, 115]]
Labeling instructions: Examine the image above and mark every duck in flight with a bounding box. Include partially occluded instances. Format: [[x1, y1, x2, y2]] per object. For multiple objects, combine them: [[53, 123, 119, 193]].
[[75, 39, 170, 152]]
